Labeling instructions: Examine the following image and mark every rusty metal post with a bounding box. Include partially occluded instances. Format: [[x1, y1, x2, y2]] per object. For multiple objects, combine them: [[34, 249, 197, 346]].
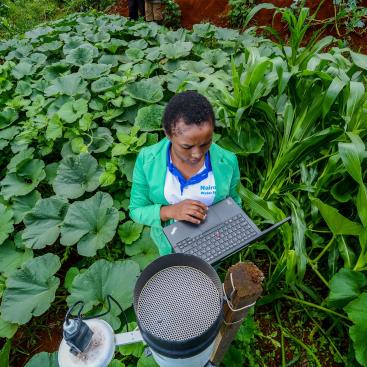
[[210, 262, 264, 366]]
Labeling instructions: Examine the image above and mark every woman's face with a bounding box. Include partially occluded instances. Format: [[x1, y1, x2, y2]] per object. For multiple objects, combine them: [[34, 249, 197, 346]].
[[167, 119, 214, 167]]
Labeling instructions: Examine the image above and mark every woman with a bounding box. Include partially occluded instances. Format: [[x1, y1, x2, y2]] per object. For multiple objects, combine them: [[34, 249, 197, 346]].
[[129, 91, 241, 255]]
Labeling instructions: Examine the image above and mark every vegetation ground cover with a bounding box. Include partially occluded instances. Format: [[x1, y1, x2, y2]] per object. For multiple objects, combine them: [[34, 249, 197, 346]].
[[0, 4, 367, 367]]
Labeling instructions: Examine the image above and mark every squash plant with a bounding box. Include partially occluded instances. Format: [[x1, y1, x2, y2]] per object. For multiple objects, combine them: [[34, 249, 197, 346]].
[[0, 11, 366, 366]]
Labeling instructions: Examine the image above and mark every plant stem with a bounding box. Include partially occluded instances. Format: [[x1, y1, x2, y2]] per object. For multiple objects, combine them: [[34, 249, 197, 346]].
[[294, 291, 345, 363], [334, 3, 342, 37], [308, 260, 330, 288], [311, 235, 336, 263], [283, 295, 349, 321], [283, 330, 322, 367], [275, 304, 286, 367]]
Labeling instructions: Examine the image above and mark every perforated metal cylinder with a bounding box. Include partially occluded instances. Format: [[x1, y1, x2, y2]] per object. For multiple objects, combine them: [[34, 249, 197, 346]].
[[134, 254, 223, 359]]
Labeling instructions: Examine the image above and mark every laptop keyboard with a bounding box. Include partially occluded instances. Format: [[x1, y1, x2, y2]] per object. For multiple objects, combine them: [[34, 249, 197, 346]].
[[176, 214, 258, 263]]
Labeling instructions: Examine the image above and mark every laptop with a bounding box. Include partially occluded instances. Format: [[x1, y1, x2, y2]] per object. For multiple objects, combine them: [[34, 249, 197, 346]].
[[163, 197, 291, 265]]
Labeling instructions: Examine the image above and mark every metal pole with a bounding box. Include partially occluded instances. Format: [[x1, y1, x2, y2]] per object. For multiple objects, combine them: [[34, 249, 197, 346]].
[[210, 262, 264, 365]]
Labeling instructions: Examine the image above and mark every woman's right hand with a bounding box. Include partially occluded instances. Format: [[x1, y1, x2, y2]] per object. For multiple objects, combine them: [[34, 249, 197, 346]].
[[161, 200, 208, 224]]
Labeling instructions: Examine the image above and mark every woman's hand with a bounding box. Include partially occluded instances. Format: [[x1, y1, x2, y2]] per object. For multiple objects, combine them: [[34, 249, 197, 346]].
[[160, 200, 208, 224]]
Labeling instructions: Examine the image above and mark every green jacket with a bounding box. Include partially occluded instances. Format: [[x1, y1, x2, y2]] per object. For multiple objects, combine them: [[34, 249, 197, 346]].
[[129, 137, 241, 255]]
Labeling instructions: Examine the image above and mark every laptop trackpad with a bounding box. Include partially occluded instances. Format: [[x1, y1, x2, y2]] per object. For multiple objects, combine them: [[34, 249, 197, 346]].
[[166, 221, 201, 244], [198, 210, 221, 233]]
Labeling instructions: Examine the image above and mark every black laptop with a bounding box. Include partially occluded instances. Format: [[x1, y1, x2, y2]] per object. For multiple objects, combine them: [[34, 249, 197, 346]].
[[163, 197, 291, 265]]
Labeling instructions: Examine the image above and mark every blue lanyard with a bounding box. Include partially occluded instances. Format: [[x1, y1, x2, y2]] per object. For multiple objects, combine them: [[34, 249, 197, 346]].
[[167, 143, 212, 195]]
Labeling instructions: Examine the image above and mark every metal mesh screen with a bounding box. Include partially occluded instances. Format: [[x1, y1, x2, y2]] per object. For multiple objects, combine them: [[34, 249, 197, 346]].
[[137, 266, 221, 342]]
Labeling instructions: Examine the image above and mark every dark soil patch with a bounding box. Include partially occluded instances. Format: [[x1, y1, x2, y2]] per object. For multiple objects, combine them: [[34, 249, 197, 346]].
[[9, 306, 64, 367]]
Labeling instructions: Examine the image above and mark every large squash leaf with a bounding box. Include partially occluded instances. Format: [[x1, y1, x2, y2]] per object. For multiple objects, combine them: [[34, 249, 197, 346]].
[[135, 105, 164, 131], [24, 352, 59, 367], [328, 268, 367, 308], [53, 153, 103, 199], [22, 196, 69, 249], [0, 240, 33, 276], [79, 63, 111, 80], [345, 293, 367, 367], [67, 259, 140, 329], [125, 79, 163, 103], [0, 317, 18, 338], [0, 109, 18, 129], [0, 159, 46, 200], [44, 73, 88, 96], [0, 204, 13, 245], [66, 44, 95, 66], [11, 190, 41, 224], [125, 227, 159, 270], [0, 254, 60, 324], [160, 41, 193, 59], [60, 192, 119, 256], [118, 220, 143, 245]]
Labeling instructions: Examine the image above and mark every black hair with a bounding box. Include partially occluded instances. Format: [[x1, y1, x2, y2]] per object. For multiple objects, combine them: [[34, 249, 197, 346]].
[[163, 91, 215, 136]]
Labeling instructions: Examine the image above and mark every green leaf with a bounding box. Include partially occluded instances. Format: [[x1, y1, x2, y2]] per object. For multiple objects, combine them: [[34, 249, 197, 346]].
[[24, 352, 59, 367], [0, 159, 46, 200], [99, 171, 116, 187], [350, 51, 367, 70], [57, 99, 88, 124], [166, 70, 199, 93], [53, 153, 103, 199], [46, 114, 63, 140], [118, 323, 144, 357], [45, 73, 88, 97], [337, 234, 356, 269], [64, 267, 80, 292], [137, 355, 159, 367], [0, 339, 11, 367], [79, 63, 111, 80], [7, 148, 34, 173], [67, 259, 140, 329], [357, 184, 367, 228], [322, 77, 346, 118], [126, 48, 144, 61], [160, 41, 193, 59], [11, 61, 34, 79], [119, 154, 136, 182], [312, 198, 363, 236], [109, 360, 126, 367], [22, 196, 69, 249], [60, 192, 119, 256], [201, 49, 228, 68], [91, 76, 115, 93], [0, 317, 18, 338], [15, 80, 32, 97], [126, 80, 163, 103], [0, 109, 18, 129], [0, 204, 13, 245], [135, 105, 164, 131], [125, 227, 159, 270], [0, 253, 60, 324], [66, 44, 95, 66], [346, 81, 365, 122], [89, 127, 113, 153], [345, 293, 367, 366], [118, 221, 143, 245], [328, 268, 367, 308], [0, 240, 33, 276], [339, 141, 363, 184]]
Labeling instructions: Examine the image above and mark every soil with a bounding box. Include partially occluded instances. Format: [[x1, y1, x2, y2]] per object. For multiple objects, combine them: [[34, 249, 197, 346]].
[[109, 0, 367, 53]]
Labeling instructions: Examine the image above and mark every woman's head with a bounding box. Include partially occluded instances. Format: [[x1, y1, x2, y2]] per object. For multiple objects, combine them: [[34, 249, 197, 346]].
[[163, 91, 215, 166]]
